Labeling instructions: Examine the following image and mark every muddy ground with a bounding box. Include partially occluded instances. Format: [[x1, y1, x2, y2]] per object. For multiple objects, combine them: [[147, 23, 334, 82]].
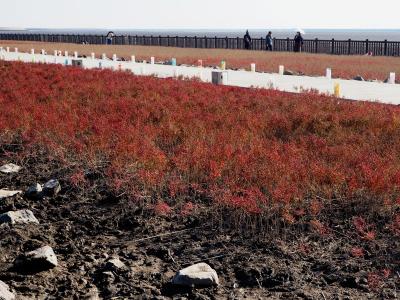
[[0, 149, 399, 299]]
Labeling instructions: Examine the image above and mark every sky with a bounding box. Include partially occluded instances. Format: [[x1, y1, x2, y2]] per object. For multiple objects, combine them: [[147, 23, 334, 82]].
[[1, 0, 399, 29]]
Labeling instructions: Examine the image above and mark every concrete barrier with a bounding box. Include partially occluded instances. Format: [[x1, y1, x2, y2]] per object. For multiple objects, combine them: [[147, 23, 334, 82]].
[[1, 49, 399, 105]]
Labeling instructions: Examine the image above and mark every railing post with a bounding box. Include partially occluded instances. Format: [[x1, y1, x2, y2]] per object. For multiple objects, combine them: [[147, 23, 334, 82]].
[[315, 38, 318, 53], [205, 36, 208, 48], [348, 39, 351, 55], [225, 36, 228, 49], [184, 36, 187, 48], [384, 39, 388, 56], [286, 38, 290, 52], [167, 35, 170, 47], [236, 37, 240, 49], [159, 35, 162, 46], [214, 36, 217, 49], [331, 38, 335, 54], [366, 39, 369, 54], [195, 36, 198, 48]]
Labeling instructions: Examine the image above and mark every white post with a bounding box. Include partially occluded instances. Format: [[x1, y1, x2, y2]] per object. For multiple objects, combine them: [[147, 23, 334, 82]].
[[250, 63, 256, 72], [131, 55, 135, 62], [151, 57, 155, 64], [143, 60, 147, 64], [54, 50, 58, 56], [74, 51, 78, 59], [326, 68, 332, 79], [15, 48, 18, 53], [279, 65, 284, 75], [112, 54, 117, 61], [65, 51, 69, 57], [6, 47, 10, 52], [389, 72, 396, 84], [102, 53, 107, 60], [41, 49, 45, 55], [91, 52, 95, 59], [31, 49, 35, 55]]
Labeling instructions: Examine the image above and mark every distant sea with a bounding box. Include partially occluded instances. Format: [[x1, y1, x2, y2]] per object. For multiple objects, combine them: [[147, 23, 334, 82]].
[[1, 28, 400, 41]]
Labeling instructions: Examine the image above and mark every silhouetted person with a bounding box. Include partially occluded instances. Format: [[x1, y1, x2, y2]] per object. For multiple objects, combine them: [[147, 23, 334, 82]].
[[294, 32, 304, 52], [266, 31, 273, 51], [244, 30, 252, 50], [106, 31, 115, 45]]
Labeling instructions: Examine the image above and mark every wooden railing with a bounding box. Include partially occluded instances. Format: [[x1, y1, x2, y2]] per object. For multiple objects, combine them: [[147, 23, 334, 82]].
[[1, 33, 399, 56]]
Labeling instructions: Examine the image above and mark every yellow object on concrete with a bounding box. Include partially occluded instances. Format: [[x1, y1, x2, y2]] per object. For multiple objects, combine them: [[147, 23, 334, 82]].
[[221, 60, 226, 70], [334, 82, 341, 97]]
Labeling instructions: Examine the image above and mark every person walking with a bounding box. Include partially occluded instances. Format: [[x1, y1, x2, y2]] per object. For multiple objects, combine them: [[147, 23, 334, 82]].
[[244, 30, 252, 50], [294, 31, 304, 52], [106, 31, 115, 45], [266, 31, 273, 51]]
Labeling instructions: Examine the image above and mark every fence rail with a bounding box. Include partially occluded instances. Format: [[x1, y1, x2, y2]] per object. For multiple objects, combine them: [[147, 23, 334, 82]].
[[1, 33, 400, 56]]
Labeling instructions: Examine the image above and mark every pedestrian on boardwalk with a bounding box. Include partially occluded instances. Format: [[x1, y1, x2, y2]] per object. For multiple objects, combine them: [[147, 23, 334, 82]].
[[244, 30, 252, 50], [294, 31, 304, 52], [106, 31, 115, 45], [266, 31, 273, 51]]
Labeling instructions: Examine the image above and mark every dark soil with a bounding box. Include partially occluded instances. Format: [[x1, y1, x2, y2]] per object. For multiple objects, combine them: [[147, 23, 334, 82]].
[[0, 149, 399, 300]]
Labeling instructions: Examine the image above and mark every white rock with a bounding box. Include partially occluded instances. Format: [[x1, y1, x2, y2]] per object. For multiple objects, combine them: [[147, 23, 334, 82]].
[[172, 263, 219, 287], [0, 210, 39, 225], [0, 189, 22, 200], [0, 164, 21, 174], [19, 246, 58, 270], [105, 257, 128, 271], [43, 179, 61, 196], [0, 280, 15, 300], [25, 183, 43, 199]]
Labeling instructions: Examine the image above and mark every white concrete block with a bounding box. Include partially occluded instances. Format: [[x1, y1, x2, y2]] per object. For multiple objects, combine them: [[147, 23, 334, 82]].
[[14, 48, 18, 53], [91, 52, 95, 59], [326, 68, 332, 79], [54, 50, 58, 56], [6, 47, 10, 52], [102, 53, 107, 60], [279, 65, 284, 75], [251, 63, 256, 72], [151, 57, 155, 64], [74, 51, 78, 59], [30, 49, 35, 55], [131, 55, 135, 62], [389, 72, 396, 84], [64, 51, 68, 57], [112, 54, 117, 61]]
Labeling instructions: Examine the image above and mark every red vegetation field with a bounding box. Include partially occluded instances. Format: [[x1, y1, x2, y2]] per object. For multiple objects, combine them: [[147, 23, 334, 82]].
[[1, 60, 400, 226], [1, 40, 400, 82]]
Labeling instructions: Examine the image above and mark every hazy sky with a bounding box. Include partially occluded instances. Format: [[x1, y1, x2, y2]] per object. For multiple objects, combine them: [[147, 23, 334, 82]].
[[1, 0, 399, 29]]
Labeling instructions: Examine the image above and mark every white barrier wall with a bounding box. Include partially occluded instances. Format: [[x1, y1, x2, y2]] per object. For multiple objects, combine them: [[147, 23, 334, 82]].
[[0, 48, 399, 105]]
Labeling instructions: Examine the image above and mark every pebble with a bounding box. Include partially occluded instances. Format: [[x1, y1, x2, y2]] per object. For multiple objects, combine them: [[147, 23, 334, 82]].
[[0, 163, 21, 174], [0, 280, 15, 300], [0, 189, 22, 200]]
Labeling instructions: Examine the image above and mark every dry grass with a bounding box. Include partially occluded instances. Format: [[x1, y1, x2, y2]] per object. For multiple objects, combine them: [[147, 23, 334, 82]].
[[1, 40, 400, 81]]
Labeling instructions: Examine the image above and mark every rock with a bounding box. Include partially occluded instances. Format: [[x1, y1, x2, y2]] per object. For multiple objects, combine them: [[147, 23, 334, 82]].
[[43, 179, 61, 196], [353, 75, 365, 81], [104, 257, 128, 272], [172, 263, 219, 287], [283, 69, 296, 76], [25, 183, 43, 199], [0, 164, 21, 174], [0, 189, 22, 200], [0, 280, 15, 300], [0, 210, 39, 225], [82, 287, 100, 300], [15, 246, 58, 273]]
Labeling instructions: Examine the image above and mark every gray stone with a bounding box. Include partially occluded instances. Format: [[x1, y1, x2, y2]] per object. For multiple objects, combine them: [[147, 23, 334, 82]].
[[43, 179, 61, 196], [0, 164, 21, 174], [104, 257, 128, 272], [283, 69, 296, 76], [0, 210, 39, 225], [0, 280, 15, 300], [25, 183, 43, 199], [353, 75, 365, 81], [172, 263, 219, 287], [0, 190, 22, 200], [15, 246, 58, 272]]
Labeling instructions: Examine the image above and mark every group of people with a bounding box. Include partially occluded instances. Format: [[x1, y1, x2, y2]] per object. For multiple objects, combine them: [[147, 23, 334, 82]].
[[244, 30, 304, 52]]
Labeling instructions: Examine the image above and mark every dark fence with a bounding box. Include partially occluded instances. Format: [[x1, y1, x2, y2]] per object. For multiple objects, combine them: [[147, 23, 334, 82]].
[[1, 33, 400, 56]]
